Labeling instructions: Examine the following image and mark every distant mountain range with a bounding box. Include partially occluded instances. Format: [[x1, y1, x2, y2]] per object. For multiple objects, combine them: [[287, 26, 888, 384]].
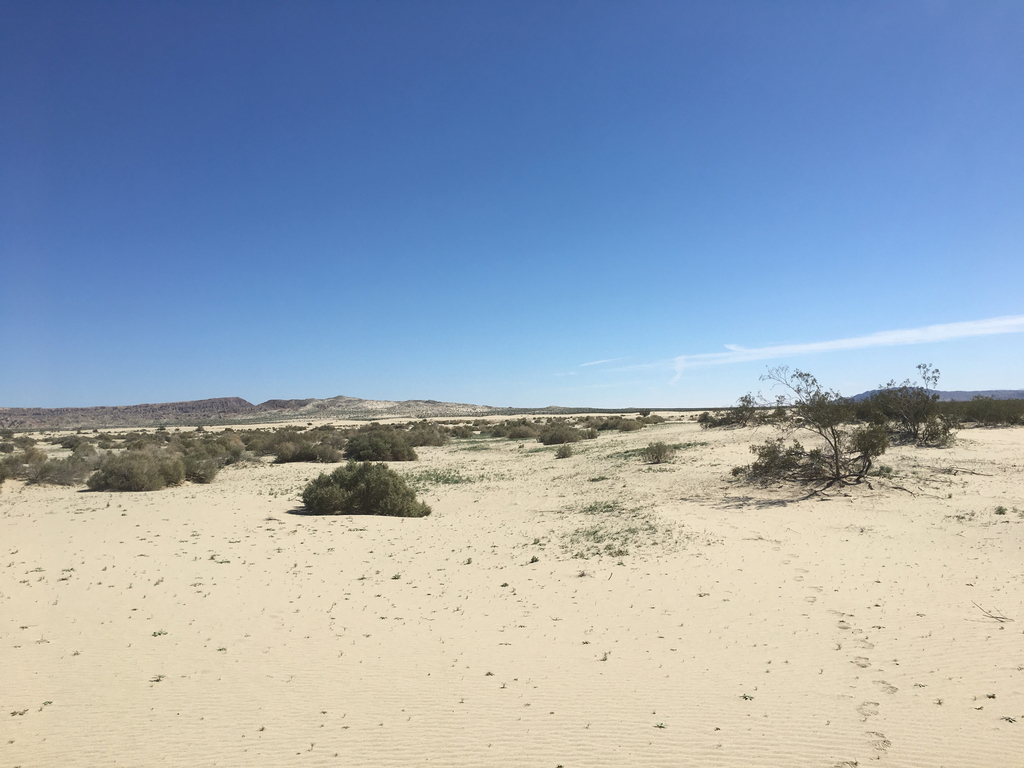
[[0, 395, 498, 430], [4, 388, 1022, 431], [849, 389, 1024, 402]]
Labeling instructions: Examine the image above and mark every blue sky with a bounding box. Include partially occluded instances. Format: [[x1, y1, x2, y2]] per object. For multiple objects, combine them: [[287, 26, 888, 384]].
[[2, 1, 1022, 408]]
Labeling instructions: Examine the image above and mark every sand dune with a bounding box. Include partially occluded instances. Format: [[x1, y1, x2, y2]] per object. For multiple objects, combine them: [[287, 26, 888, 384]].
[[3, 418, 1023, 766]]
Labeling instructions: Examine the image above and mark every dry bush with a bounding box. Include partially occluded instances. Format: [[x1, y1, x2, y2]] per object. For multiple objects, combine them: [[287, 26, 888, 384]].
[[640, 442, 675, 464]]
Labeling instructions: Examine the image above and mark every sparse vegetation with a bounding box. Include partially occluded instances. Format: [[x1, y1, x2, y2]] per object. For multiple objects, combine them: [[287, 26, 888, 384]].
[[301, 461, 431, 517], [555, 444, 574, 459]]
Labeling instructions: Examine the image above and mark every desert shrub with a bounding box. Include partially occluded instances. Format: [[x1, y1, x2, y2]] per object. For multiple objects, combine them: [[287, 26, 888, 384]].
[[639, 414, 665, 425], [698, 394, 761, 429], [182, 454, 221, 483], [343, 427, 417, 462], [640, 442, 675, 464], [953, 397, 1024, 427], [859, 364, 957, 446], [555, 444, 574, 459], [0, 442, 13, 454], [301, 461, 431, 517], [28, 456, 95, 486], [13, 435, 37, 450], [0, 429, 13, 439], [617, 418, 643, 432], [487, 419, 540, 439], [733, 367, 888, 488], [538, 423, 584, 445], [450, 424, 475, 439], [72, 442, 98, 459], [405, 422, 449, 447], [0, 445, 49, 481], [241, 427, 345, 464], [87, 450, 186, 492]]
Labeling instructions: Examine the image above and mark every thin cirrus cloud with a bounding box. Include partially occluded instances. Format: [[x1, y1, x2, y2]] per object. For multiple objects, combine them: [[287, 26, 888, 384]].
[[580, 357, 629, 367], [672, 315, 1024, 379]]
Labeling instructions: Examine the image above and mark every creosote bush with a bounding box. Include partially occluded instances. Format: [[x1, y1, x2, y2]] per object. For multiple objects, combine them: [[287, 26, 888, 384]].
[[555, 444, 574, 459], [733, 367, 888, 489], [343, 427, 417, 461], [87, 450, 186, 492], [857, 364, 957, 446], [640, 442, 675, 464], [302, 461, 431, 517], [538, 423, 585, 445]]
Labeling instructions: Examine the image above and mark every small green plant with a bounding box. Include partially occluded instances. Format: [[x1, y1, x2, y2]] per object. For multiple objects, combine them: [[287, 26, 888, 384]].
[[302, 461, 431, 517]]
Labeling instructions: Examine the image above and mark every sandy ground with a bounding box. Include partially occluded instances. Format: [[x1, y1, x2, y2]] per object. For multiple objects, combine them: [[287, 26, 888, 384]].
[[3, 417, 1023, 767]]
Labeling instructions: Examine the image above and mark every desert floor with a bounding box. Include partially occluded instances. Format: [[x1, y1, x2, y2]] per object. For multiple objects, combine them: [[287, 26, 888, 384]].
[[3, 417, 1023, 767]]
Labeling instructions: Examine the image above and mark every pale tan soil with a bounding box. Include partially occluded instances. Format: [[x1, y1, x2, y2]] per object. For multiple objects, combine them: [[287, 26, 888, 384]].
[[3, 418, 1023, 767]]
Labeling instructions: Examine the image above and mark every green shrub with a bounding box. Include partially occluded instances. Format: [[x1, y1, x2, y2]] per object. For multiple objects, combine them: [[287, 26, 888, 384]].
[[952, 397, 1024, 427], [538, 423, 584, 445], [0, 442, 14, 454], [640, 442, 675, 464], [555, 444, 574, 459], [343, 427, 417, 461], [405, 422, 449, 447], [858, 364, 956, 446], [87, 450, 186, 492], [302, 461, 431, 517], [29, 456, 95, 486]]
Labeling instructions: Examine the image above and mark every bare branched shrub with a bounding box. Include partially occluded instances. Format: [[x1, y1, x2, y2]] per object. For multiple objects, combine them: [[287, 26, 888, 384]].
[[733, 367, 888, 489]]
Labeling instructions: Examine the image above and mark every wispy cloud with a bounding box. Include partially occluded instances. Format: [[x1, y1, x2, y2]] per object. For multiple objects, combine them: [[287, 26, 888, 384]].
[[673, 315, 1024, 380], [580, 357, 628, 367]]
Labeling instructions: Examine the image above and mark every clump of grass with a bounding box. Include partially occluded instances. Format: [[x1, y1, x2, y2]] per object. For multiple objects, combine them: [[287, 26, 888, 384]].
[[407, 468, 473, 487], [588, 475, 609, 482], [580, 500, 622, 515], [302, 461, 431, 517], [555, 444, 574, 459]]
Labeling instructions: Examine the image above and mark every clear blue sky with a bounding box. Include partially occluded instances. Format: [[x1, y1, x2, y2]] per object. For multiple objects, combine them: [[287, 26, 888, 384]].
[[2, 1, 1022, 408]]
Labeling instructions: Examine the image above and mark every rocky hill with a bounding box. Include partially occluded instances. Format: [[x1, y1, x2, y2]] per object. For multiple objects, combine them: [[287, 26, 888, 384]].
[[0, 395, 497, 431]]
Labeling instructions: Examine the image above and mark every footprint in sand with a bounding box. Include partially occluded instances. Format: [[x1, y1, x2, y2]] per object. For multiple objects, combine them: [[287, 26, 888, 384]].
[[866, 731, 891, 752], [804, 595, 817, 603], [874, 680, 898, 694], [857, 701, 880, 720], [851, 656, 871, 668]]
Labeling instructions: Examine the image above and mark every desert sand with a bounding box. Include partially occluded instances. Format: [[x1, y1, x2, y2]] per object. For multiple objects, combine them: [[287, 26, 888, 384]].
[[3, 417, 1023, 767]]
